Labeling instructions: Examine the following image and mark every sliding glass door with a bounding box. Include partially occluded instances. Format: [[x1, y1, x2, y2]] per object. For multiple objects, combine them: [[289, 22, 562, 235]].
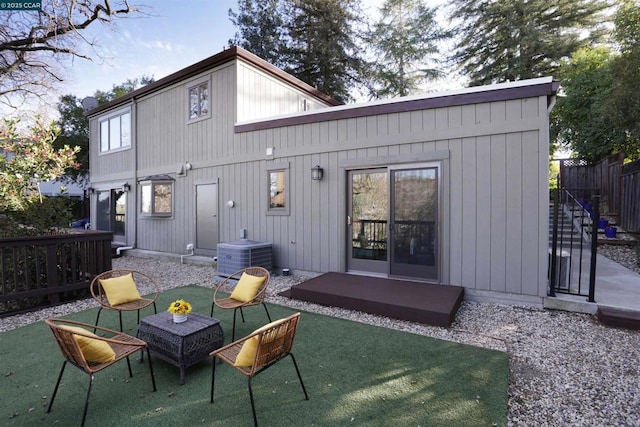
[[347, 165, 440, 281], [389, 166, 439, 281], [347, 169, 388, 274]]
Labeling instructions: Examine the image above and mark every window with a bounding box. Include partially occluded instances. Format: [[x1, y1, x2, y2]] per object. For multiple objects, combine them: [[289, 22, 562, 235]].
[[140, 176, 174, 218], [267, 165, 289, 216], [188, 78, 209, 121], [99, 109, 131, 153]]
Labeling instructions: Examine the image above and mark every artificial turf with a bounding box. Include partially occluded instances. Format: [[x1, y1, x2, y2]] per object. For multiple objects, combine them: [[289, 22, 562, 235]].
[[0, 285, 508, 426]]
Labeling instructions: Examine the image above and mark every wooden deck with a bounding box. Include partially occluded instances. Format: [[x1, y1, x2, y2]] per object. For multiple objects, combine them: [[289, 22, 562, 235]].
[[597, 307, 640, 330], [279, 272, 464, 327]]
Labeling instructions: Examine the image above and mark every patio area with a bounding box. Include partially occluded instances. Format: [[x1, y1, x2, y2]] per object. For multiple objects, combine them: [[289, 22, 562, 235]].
[[1, 255, 638, 425], [1, 285, 507, 426]]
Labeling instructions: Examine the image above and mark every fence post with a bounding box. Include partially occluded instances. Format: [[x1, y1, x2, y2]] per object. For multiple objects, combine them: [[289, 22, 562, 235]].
[[46, 244, 60, 305], [588, 194, 599, 303], [549, 188, 560, 297]]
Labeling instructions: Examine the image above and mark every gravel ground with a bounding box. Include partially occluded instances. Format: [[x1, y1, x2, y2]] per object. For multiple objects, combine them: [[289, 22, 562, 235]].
[[2, 255, 639, 426], [599, 243, 640, 275]]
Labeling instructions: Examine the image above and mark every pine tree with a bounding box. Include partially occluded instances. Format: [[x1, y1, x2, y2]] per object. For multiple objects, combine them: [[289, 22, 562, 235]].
[[228, 0, 287, 68], [366, 0, 451, 98], [282, 0, 365, 103], [451, 0, 612, 85]]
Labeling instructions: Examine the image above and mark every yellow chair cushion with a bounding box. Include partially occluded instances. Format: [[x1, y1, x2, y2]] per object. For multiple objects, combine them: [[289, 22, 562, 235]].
[[61, 326, 116, 363], [99, 273, 141, 306], [233, 319, 284, 367], [229, 272, 266, 302]]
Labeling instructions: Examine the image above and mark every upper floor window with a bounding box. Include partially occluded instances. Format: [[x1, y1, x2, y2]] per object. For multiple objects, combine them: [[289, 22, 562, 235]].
[[188, 78, 210, 122], [140, 175, 174, 218], [299, 98, 311, 112], [99, 108, 131, 153]]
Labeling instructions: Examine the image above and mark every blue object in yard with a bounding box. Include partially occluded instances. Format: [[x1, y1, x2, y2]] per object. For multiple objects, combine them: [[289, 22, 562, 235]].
[[605, 226, 617, 239], [598, 218, 609, 229], [71, 217, 90, 228], [583, 202, 592, 213]]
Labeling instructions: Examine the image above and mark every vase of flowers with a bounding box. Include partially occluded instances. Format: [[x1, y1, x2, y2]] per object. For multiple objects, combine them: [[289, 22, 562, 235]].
[[168, 299, 192, 323]]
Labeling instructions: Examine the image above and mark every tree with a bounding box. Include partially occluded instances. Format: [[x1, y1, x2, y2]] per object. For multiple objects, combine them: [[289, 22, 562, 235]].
[[282, 0, 365, 103], [604, 0, 640, 159], [366, 0, 451, 99], [551, 47, 617, 162], [450, 0, 612, 86], [94, 75, 155, 104], [0, 1, 140, 108], [229, 0, 366, 103], [552, 1, 640, 162], [55, 95, 90, 183], [228, 0, 287, 68], [1, 118, 79, 212]]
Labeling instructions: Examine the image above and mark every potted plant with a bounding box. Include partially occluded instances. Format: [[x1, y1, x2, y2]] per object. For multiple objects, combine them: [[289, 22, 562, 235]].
[[167, 299, 192, 323]]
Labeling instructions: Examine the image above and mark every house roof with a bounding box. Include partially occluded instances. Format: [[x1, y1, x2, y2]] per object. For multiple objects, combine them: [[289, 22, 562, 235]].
[[235, 77, 561, 133], [84, 46, 342, 117]]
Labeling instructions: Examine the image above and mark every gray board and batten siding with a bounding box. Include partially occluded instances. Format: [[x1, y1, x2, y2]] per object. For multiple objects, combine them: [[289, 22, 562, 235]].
[[87, 46, 560, 305], [87, 47, 338, 256], [234, 77, 559, 304]]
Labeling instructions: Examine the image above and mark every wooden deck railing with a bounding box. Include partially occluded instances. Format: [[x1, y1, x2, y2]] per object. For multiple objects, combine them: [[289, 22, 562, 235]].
[[0, 231, 112, 317]]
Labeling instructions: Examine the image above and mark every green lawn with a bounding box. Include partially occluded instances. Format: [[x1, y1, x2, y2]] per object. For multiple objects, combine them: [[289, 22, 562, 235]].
[[0, 285, 508, 426]]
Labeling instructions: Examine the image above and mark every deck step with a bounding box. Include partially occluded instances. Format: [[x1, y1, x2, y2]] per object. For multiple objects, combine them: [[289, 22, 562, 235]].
[[597, 307, 640, 330], [280, 272, 464, 327]]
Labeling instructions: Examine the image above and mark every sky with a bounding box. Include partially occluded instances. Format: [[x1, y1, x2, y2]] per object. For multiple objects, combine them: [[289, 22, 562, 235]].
[[8, 0, 459, 121], [63, 0, 387, 101], [65, 0, 240, 99]]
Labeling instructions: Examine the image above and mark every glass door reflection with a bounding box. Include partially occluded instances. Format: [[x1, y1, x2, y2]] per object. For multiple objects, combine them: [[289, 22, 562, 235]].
[[390, 167, 438, 281], [348, 170, 388, 274]]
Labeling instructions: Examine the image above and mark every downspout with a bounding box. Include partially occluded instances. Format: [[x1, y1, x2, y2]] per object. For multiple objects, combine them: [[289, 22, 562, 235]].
[[122, 96, 139, 256], [181, 244, 195, 264], [116, 246, 133, 256]]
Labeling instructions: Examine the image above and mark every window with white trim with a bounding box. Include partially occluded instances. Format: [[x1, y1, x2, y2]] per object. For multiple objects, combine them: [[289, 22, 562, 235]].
[[187, 78, 210, 121], [140, 177, 173, 218], [99, 108, 131, 153]]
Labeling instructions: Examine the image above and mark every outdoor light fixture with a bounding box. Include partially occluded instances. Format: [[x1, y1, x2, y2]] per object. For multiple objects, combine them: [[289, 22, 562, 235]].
[[227, 200, 235, 208], [87, 187, 95, 194], [122, 183, 131, 192], [311, 165, 324, 181]]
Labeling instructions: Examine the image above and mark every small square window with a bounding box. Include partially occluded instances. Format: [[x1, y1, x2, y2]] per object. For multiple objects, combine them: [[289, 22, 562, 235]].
[[140, 177, 173, 218]]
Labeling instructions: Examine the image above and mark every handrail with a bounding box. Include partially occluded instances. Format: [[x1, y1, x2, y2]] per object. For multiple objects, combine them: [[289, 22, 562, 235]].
[[549, 186, 598, 302]]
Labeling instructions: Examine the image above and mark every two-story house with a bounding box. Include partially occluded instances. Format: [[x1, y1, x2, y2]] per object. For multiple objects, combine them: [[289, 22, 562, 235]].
[[86, 46, 560, 307]]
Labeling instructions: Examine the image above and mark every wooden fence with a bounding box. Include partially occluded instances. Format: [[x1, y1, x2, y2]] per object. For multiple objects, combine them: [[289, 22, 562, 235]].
[[559, 154, 640, 233], [0, 231, 112, 317]]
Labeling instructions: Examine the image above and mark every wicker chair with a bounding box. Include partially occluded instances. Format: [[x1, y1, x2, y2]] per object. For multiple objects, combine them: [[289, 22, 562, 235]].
[[210, 312, 308, 427], [45, 318, 157, 427], [90, 269, 159, 331], [211, 266, 272, 341]]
